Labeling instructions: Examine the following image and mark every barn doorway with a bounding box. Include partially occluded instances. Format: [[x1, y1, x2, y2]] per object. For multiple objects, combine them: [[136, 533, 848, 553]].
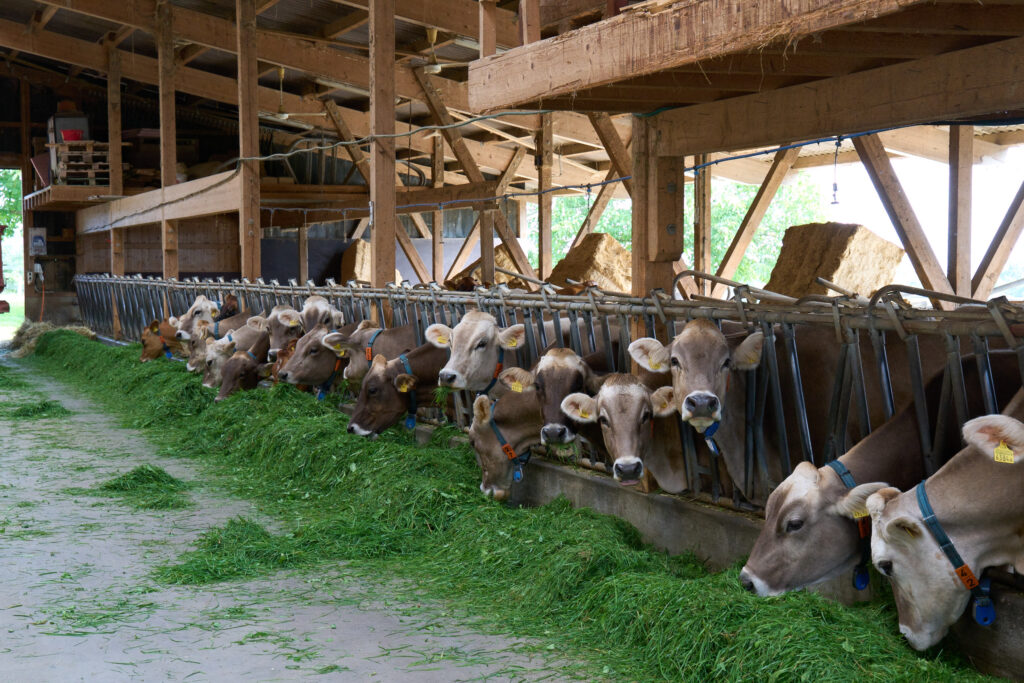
[[0, 168, 25, 341]]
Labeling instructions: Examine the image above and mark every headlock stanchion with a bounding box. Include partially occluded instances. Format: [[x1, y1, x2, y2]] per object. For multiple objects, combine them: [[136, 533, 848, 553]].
[[74, 273, 1024, 513]]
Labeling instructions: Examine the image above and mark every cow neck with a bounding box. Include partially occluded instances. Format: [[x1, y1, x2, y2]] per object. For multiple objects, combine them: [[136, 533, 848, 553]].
[[836, 406, 927, 492], [398, 345, 452, 428], [364, 328, 384, 367], [478, 347, 505, 396], [916, 482, 994, 625], [158, 335, 173, 359], [824, 459, 871, 591], [316, 357, 344, 401], [489, 397, 532, 482]]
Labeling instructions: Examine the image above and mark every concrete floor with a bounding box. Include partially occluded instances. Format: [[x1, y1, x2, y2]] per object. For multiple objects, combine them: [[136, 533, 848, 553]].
[[0, 359, 569, 682]]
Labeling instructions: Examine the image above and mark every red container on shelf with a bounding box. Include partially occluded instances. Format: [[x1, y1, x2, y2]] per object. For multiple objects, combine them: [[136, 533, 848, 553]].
[[62, 129, 84, 141]]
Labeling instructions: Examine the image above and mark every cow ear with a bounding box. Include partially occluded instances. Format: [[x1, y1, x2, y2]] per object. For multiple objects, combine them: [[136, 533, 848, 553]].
[[651, 386, 676, 417], [222, 339, 237, 355], [322, 332, 351, 357], [280, 311, 302, 329], [331, 310, 345, 329], [866, 486, 903, 520], [963, 415, 1024, 464], [833, 482, 889, 519], [355, 320, 377, 332], [498, 367, 534, 393], [731, 331, 764, 371], [425, 323, 453, 348], [628, 338, 670, 373], [883, 515, 923, 545], [209, 306, 220, 319], [497, 324, 526, 351], [168, 316, 179, 328], [561, 393, 597, 423], [394, 373, 417, 393], [472, 394, 491, 425], [257, 363, 274, 379], [148, 320, 160, 333], [247, 315, 268, 331], [371, 353, 388, 369]]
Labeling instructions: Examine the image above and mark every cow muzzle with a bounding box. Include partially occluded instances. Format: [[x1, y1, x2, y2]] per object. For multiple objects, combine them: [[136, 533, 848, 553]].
[[681, 391, 721, 426], [612, 457, 643, 485], [176, 330, 191, 341], [347, 422, 376, 438], [438, 369, 462, 388], [480, 482, 509, 501], [541, 423, 573, 444], [267, 348, 279, 362], [738, 567, 780, 597]]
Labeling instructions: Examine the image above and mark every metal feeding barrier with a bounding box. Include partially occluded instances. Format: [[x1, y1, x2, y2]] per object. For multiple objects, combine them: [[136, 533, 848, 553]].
[[73, 273, 1024, 510]]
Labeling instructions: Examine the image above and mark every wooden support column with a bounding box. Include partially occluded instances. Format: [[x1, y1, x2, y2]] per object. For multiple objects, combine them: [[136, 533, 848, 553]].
[[631, 118, 678, 300], [693, 154, 711, 292], [852, 134, 955, 307], [156, 1, 176, 188], [713, 146, 798, 296], [948, 125, 973, 297], [480, 209, 495, 284], [537, 113, 553, 278], [110, 227, 125, 336], [519, 0, 540, 44], [237, 0, 261, 280], [479, 0, 497, 58], [972, 178, 1024, 300], [431, 136, 444, 282], [298, 225, 308, 284], [370, 0, 396, 288], [20, 80, 35, 320], [106, 47, 123, 197]]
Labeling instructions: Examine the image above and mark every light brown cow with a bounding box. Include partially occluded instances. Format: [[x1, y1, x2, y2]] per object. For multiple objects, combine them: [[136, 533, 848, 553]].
[[323, 322, 418, 383], [855, 390, 1024, 650], [468, 392, 543, 499], [277, 322, 360, 389], [139, 319, 184, 362], [170, 295, 219, 341], [215, 328, 270, 402], [201, 317, 269, 388], [258, 305, 302, 362]]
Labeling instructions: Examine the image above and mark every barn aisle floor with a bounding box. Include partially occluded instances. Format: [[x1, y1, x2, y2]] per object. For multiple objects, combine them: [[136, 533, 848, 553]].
[[0, 360, 567, 681]]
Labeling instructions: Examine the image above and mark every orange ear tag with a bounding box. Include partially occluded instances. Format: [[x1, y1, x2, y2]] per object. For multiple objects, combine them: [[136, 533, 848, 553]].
[[365, 347, 373, 362], [994, 440, 1015, 464], [501, 444, 517, 460]]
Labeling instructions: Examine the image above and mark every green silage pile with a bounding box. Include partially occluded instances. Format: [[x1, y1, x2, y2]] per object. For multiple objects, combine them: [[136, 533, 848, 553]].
[[27, 330, 987, 681]]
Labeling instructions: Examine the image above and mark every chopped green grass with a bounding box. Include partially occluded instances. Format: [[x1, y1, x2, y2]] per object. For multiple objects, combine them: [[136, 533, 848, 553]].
[[0, 365, 29, 390], [68, 465, 192, 510], [24, 331, 992, 681], [0, 398, 71, 419]]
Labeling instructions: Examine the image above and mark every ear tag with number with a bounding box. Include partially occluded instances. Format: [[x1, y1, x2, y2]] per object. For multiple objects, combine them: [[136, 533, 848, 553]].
[[579, 409, 590, 419], [398, 384, 409, 393], [510, 380, 523, 393], [507, 338, 517, 348], [994, 440, 1015, 464], [649, 361, 661, 370], [437, 335, 448, 345], [365, 348, 373, 362], [288, 319, 300, 327]]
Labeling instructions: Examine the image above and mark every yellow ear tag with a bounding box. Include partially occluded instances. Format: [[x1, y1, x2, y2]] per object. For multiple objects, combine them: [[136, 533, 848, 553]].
[[437, 335, 448, 345], [994, 440, 1015, 464], [660, 402, 669, 412], [510, 380, 523, 393], [288, 319, 300, 327], [852, 509, 869, 519], [649, 361, 661, 370], [507, 338, 517, 348], [579, 409, 590, 419], [398, 384, 409, 393]]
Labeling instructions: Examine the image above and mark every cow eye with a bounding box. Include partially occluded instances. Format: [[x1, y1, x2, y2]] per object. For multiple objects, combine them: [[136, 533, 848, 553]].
[[368, 387, 378, 396], [206, 360, 213, 367], [670, 357, 680, 367], [640, 411, 651, 423], [722, 358, 731, 370], [476, 340, 487, 350], [310, 347, 319, 355], [598, 415, 609, 427], [877, 560, 893, 576], [784, 519, 804, 533]]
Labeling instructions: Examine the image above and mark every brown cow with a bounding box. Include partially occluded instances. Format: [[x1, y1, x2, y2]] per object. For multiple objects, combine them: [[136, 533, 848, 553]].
[[201, 317, 270, 388], [346, 342, 451, 437], [278, 322, 360, 390], [139, 319, 184, 362], [215, 329, 271, 402], [323, 322, 419, 383], [468, 392, 543, 500]]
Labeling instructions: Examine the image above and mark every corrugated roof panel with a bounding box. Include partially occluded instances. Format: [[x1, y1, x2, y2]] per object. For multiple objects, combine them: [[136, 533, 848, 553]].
[[0, 0, 37, 25]]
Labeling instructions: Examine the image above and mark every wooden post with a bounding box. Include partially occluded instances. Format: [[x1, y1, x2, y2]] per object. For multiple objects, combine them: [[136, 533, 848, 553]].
[[631, 118, 677, 300], [480, 209, 495, 284], [431, 136, 444, 282], [516, 198, 527, 238], [537, 113, 552, 279], [369, 0, 396, 289], [106, 47, 123, 197], [972, 178, 1024, 300], [693, 153, 711, 293], [20, 80, 34, 320], [156, 0, 176, 188], [479, 0, 497, 58], [519, 0, 540, 44], [237, 0, 261, 280], [298, 225, 308, 284], [948, 125, 973, 297]]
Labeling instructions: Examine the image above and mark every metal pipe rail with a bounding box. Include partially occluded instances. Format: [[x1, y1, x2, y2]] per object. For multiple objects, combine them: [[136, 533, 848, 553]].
[[74, 273, 1024, 510]]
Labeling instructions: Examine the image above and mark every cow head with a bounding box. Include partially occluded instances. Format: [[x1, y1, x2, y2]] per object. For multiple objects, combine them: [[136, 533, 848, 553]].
[[630, 319, 763, 432], [860, 415, 1024, 650], [498, 348, 604, 445], [561, 374, 676, 485], [278, 324, 348, 387], [139, 319, 179, 362], [216, 331, 270, 402], [347, 354, 416, 437], [468, 393, 541, 500], [184, 322, 212, 373], [300, 295, 339, 332], [427, 311, 524, 391], [321, 321, 379, 382], [171, 295, 220, 341], [264, 305, 303, 362], [739, 461, 887, 596], [202, 335, 237, 388]]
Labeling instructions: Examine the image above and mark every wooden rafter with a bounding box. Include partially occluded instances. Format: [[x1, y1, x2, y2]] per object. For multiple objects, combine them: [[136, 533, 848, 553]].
[[369, 0, 396, 288], [587, 112, 633, 196], [327, 0, 519, 47], [569, 166, 618, 251], [972, 179, 1024, 301], [948, 125, 972, 297]]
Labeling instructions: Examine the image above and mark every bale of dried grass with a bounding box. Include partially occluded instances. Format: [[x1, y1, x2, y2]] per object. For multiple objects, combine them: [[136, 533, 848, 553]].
[[10, 321, 95, 358]]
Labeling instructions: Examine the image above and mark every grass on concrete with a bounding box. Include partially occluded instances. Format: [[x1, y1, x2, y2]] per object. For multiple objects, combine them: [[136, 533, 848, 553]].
[[79, 464, 193, 510], [24, 330, 992, 682], [0, 398, 71, 419]]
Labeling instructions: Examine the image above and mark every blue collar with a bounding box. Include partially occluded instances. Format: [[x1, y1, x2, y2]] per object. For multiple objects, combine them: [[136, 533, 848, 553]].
[[826, 459, 870, 590], [916, 483, 994, 625], [398, 353, 417, 430], [213, 320, 220, 338], [477, 347, 505, 396], [246, 350, 259, 362], [317, 357, 343, 401], [365, 328, 384, 367], [488, 397, 531, 482]]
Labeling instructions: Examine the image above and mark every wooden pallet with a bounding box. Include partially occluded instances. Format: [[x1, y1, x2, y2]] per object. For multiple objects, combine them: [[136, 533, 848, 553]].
[[50, 141, 111, 186]]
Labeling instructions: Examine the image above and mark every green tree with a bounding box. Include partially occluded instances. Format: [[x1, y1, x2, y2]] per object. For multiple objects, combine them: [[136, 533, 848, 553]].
[[0, 169, 21, 238]]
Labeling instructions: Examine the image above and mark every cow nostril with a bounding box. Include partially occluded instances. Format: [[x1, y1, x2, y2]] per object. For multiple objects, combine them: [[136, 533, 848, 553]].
[[279, 371, 289, 381], [740, 575, 755, 593], [708, 396, 719, 411], [346, 425, 355, 434], [268, 350, 278, 361], [439, 371, 455, 385]]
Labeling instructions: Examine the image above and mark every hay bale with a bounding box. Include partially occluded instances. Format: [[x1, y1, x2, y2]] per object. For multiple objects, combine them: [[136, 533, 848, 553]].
[[764, 222, 904, 299], [547, 232, 631, 294], [10, 321, 96, 358], [448, 244, 532, 290], [340, 240, 401, 284]]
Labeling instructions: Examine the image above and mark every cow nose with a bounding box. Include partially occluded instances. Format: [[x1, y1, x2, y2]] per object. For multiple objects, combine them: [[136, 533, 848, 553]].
[[175, 331, 185, 340], [613, 460, 643, 482], [684, 393, 719, 416], [278, 371, 289, 381], [739, 570, 755, 593], [438, 370, 457, 386], [541, 424, 570, 443], [346, 424, 355, 434], [267, 349, 278, 362]]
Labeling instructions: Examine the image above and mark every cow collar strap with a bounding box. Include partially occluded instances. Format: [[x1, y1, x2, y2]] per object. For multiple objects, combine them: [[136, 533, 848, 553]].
[[317, 357, 344, 402], [477, 347, 505, 397], [825, 459, 871, 591], [488, 398, 531, 482], [398, 354, 417, 430], [702, 421, 724, 458], [213, 320, 220, 338], [365, 329, 384, 367], [246, 350, 259, 362], [916, 483, 995, 626], [158, 335, 174, 359]]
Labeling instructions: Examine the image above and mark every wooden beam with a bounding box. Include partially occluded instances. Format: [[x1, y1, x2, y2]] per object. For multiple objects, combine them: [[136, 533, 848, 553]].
[[713, 146, 799, 296], [632, 117, 678, 299], [880, 125, 999, 165], [106, 46, 123, 197], [415, 69, 538, 284], [469, 0, 923, 110], [480, 209, 495, 283], [520, 0, 541, 44], [537, 113, 553, 279], [370, 0, 396, 288], [655, 36, 1024, 157], [587, 112, 633, 196], [479, 0, 497, 58], [693, 154, 711, 292], [972, 178, 1024, 301], [431, 136, 444, 282], [298, 225, 308, 284], [948, 125, 972, 297], [322, 10, 369, 38], [396, 226, 430, 283], [237, 0, 261, 280], [156, 1, 176, 188], [852, 134, 954, 305], [351, 217, 370, 240], [327, 0, 519, 48], [324, 100, 371, 183], [570, 167, 617, 250]]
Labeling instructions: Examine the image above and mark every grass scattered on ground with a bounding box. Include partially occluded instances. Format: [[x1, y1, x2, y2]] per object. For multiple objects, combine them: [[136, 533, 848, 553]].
[[24, 330, 993, 682], [67, 465, 192, 510], [0, 364, 29, 390], [0, 398, 70, 419]]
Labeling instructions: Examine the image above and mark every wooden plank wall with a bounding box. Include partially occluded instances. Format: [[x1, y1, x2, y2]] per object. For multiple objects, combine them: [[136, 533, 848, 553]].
[[77, 232, 111, 274], [178, 215, 241, 274]]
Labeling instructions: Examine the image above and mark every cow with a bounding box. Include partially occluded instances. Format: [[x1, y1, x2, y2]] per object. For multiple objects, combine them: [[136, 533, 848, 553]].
[[200, 317, 269, 388], [259, 305, 303, 362], [346, 342, 451, 437], [215, 328, 271, 402], [170, 293, 238, 341], [468, 392, 543, 500], [739, 352, 1023, 597], [184, 328, 210, 374], [139, 319, 184, 362], [630, 319, 948, 502], [854, 390, 1024, 650], [322, 322, 419, 383], [560, 373, 677, 485], [277, 322, 360, 391]]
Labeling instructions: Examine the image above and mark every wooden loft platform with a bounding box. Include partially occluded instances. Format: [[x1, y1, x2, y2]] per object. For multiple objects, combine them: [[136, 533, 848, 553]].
[[24, 184, 118, 212], [468, 0, 1024, 113]]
